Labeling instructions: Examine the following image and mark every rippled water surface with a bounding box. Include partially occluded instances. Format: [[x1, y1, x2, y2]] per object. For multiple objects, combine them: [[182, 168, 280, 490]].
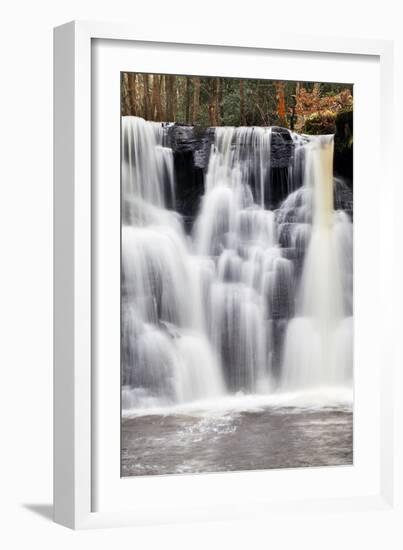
[[121, 406, 353, 476]]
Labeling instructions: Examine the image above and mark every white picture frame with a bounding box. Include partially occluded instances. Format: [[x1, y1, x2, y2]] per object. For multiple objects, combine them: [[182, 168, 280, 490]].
[[54, 20, 398, 530]]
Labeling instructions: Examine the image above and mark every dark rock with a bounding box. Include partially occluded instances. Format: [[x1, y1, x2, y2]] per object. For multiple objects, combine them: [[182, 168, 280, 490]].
[[334, 109, 353, 188], [269, 167, 292, 207], [334, 177, 353, 219], [271, 319, 289, 380], [168, 124, 352, 230], [270, 127, 294, 169], [173, 149, 204, 233], [166, 124, 214, 170]]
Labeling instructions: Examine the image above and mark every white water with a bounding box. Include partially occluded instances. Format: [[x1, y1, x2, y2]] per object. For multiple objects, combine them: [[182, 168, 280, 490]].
[[122, 117, 225, 408], [121, 116, 353, 411], [281, 136, 353, 389]]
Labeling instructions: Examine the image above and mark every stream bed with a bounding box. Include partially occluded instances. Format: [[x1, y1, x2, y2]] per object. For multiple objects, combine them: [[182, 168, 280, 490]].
[[122, 406, 353, 476]]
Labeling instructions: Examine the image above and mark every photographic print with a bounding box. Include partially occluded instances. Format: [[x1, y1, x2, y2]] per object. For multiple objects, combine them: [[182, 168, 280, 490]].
[[121, 74, 353, 477]]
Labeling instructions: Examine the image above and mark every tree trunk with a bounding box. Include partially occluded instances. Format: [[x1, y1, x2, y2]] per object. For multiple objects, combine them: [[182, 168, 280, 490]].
[[218, 78, 224, 124], [290, 81, 300, 131], [208, 78, 219, 126], [239, 79, 245, 125], [275, 81, 286, 126], [172, 76, 177, 120], [121, 73, 131, 116], [128, 73, 138, 116], [165, 75, 177, 121], [185, 77, 191, 124], [160, 75, 166, 121], [192, 77, 201, 125], [166, 76, 171, 121], [142, 74, 151, 120], [151, 75, 162, 121], [215, 78, 221, 126]]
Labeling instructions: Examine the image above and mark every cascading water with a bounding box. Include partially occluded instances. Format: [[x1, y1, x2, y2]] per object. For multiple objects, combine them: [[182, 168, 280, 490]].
[[121, 117, 224, 408], [280, 136, 353, 389], [121, 116, 353, 411]]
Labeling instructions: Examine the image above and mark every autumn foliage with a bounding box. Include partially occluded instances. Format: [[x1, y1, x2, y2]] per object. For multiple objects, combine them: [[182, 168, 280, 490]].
[[294, 85, 353, 133], [121, 73, 353, 137]]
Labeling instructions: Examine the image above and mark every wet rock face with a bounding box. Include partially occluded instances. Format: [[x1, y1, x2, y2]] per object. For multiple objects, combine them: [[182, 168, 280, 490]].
[[167, 124, 294, 170], [170, 125, 297, 231], [173, 150, 205, 233], [164, 125, 212, 232], [334, 178, 354, 220], [165, 124, 214, 169], [269, 126, 294, 169], [168, 124, 352, 231]]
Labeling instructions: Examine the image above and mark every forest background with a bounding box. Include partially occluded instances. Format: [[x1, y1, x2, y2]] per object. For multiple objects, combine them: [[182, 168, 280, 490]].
[[121, 73, 353, 140]]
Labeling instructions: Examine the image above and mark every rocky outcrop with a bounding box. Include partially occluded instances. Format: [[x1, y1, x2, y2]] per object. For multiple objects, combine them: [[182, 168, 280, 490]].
[[269, 126, 294, 169], [166, 124, 294, 171], [165, 124, 214, 169], [334, 109, 353, 186], [166, 124, 352, 231]]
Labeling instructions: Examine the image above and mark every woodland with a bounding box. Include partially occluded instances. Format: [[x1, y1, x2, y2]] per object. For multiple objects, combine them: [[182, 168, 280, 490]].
[[121, 73, 353, 138]]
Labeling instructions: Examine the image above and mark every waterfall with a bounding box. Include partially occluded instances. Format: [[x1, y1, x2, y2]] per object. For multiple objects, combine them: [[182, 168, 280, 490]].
[[122, 116, 175, 214], [281, 136, 353, 389], [121, 116, 353, 411], [121, 117, 225, 408]]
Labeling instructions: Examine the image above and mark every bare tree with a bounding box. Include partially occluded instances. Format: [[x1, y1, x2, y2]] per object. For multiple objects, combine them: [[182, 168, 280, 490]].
[[165, 75, 177, 121], [185, 77, 191, 124], [128, 73, 138, 115], [192, 77, 201, 125], [121, 73, 132, 115], [290, 81, 300, 131], [240, 79, 245, 125], [142, 74, 151, 119], [208, 78, 219, 126], [215, 78, 221, 126], [151, 75, 163, 121]]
